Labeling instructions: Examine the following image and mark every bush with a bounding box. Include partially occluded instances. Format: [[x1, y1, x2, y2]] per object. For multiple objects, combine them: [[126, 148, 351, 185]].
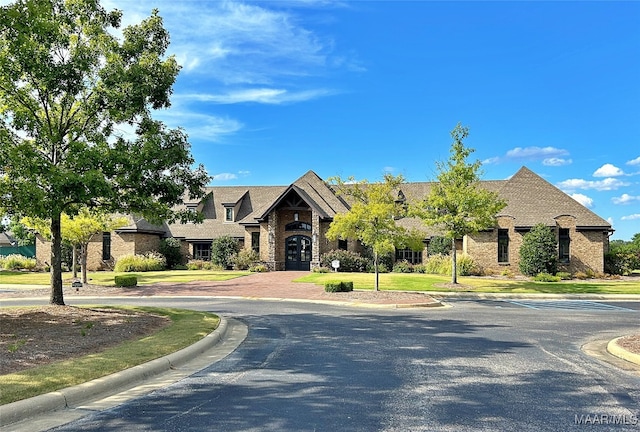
[[428, 236, 451, 256], [233, 249, 260, 270], [457, 254, 477, 276], [556, 271, 572, 280], [413, 264, 427, 274], [159, 237, 184, 269], [186, 259, 223, 271], [114, 275, 138, 287], [605, 240, 640, 275], [519, 224, 558, 276], [114, 252, 166, 272], [0, 254, 37, 270], [422, 253, 478, 276], [324, 281, 354, 292], [249, 264, 268, 272], [320, 249, 368, 272], [533, 272, 561, 282], [312, 266, 330, 273], [211, 236, 240, 269], [392, 260, 413, 273]]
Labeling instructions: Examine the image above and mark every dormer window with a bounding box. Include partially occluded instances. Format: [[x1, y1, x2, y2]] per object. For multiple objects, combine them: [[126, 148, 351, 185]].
[[225, 207, 233, 222]]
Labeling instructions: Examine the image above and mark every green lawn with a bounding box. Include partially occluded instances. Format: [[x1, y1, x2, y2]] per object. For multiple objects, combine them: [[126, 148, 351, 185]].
[[0, 306, 219, 405], [0, 269, 250, 286], [296, 272, 640, 295]]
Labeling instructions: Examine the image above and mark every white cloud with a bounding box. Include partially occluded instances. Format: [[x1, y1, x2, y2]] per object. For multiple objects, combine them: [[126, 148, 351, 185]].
[[570, 193, 593, 208], [213, 173, 238, 181], [154, 110, 243, 142], [612, 194, 640, 205], [607, 217, 615, 226], [593, 163, 624, 177], [543, 157, 572, 167], [557, 177, 630, 191], [627, 156, 640, 166], [505, 146, 569, 160], [621, 214, 640, 221], [185, 88, 335, 105]]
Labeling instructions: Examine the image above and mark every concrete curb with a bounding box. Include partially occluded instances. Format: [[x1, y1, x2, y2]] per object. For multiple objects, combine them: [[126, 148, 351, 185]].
[[0, 317, 229, 428], [607, 337, 640, 367], [428, 291, 640, 300]]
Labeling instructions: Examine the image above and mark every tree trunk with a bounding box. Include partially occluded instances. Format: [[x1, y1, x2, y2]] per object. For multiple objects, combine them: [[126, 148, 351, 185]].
[[72, 246, 78, 278], [49, 215, 65, 305], [451, 237, 458, 284], [374, 251, 380, 291], [81, 243, 88, 284]]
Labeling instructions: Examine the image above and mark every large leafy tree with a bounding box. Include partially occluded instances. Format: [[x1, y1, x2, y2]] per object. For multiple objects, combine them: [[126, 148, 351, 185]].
[[518, 223, 558, 276], [0, 0, 209, 305], [411, 124, 506, 284], [327, 174, 424, 291]]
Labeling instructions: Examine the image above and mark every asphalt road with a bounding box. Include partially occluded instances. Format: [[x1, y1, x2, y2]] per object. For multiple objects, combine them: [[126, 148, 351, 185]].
[[9, 297, 640, 431]]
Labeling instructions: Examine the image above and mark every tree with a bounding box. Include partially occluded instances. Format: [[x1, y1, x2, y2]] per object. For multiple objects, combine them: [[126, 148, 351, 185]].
[[326, 174, 424, 291], [159, 237, 185, 269], [519, 223, 558, 276], [23, 210, 128, 283], [0, 0, 209, 305], [411, 124, 507, 284]]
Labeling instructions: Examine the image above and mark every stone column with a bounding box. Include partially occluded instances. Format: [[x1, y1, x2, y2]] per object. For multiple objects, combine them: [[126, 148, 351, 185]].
[[267, 212, 278, 270], [311, 210, 321, 270]]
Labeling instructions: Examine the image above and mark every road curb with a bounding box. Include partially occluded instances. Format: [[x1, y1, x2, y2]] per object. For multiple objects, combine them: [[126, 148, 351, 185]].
[[0, 317, 229, 428], [607, 337, 640, 366]]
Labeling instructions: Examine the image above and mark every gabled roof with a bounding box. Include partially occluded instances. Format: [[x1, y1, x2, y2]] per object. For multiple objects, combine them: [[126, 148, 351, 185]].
[[496, 166, 611, 229], [115, 215, 167, 235]]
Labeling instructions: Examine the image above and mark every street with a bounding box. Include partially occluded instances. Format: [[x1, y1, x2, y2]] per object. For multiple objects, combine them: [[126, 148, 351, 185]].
[[5, 297, 640, 431]]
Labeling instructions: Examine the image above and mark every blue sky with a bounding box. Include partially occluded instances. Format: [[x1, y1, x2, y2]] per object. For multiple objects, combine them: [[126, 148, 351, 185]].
[[105, 0, 639, 240]]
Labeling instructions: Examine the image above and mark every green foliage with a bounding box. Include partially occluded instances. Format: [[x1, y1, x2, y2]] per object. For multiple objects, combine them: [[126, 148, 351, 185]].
[[0, 0, 209, 305], [605, 238, 640, 275], [556, 271, 572, 280], [186, 259, 223, 271], [5, 216, 35, 246], [0, 254, 37, 270], [159, 238, 185, 269], [519, 224, 558, 276], [410, 124, 507, 284], [320, 249, 368, 272], [413, 264, 427, 273], [326, 173, 425, 290], [249, 264, 268, 272], [324, 281, 354, 292], [232, 249, 260, 270], [114, 275, 138, 287], [422, 253, 477, 276], [211, 236, 240, 269], [427, 236, 451, 256], [533, 272, 561, 282], [114, 253, 166, 272], [392, 260, 414, 273]]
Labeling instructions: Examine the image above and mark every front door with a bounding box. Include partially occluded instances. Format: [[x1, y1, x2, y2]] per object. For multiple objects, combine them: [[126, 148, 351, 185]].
[[285, 235, 311, 271]]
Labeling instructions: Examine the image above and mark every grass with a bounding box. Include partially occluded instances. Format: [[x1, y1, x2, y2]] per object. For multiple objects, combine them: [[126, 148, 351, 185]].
[[0, 269, 249, 286], [297, 272, 640, 294], [0, 306, 219, 405]]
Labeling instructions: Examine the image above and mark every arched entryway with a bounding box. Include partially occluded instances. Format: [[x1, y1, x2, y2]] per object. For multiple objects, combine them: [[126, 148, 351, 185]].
[[285, 235, 311, 271]]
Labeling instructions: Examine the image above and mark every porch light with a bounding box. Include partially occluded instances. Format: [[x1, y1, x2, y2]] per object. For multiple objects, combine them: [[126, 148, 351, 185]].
[[294, 212, 299, 221]]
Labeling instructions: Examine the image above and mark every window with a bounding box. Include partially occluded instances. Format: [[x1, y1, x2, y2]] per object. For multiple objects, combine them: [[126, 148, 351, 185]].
[[225, 207, 233, 222], [498, 229, 509, 263], [285, 221, 311, 231], [251, 232, 260, 253], [558, 228, 570, 264], [395, 248, 423, 264], [193, 243, 212, 261], [338, 239, 348, 250], [102, 232, 111, 261]]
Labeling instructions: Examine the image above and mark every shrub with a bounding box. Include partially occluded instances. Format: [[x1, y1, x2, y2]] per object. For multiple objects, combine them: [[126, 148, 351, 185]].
[[392, 260, 413, 273], [533, 272, 561, 282], [428, 236, 451, 256], [114, 275, 138, 287], [413, 264, 427, 274], [320, 249, 368, 272], [0, 254, 37, 270], [519, 224, 558, 276], [114, 252, 166, 272], [249, 264, 268, 272], [233, 249, 260, 270], [186, 259, 223, 271], [556, 271, 572, 280], [500, 268, 514, 278], [422, 253, 477, 276], [457, 254, 477, 276], [211, 236, 240, 269], [159, 237, 184, 269], [312, 266, 330, 273], [324, 281, 354, 292]]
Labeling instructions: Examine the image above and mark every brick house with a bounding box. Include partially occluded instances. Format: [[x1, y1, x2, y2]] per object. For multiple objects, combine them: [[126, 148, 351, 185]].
[[35, 166, 613, 274]]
